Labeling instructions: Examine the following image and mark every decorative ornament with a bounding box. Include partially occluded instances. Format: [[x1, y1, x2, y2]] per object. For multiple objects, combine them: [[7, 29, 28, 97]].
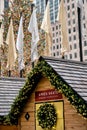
[[25, 112, 30, 120], [37, 103, 57, 129]]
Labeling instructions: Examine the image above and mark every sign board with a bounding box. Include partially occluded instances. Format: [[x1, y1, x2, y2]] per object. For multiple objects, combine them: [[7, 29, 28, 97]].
[[35, 89, 62, 102]]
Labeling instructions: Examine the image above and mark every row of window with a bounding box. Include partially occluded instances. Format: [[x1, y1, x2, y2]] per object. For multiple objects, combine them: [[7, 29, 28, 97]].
[[52, 40, 87, 50], [52, 43, 77, 50], [52, 35, 77, 43], [52, 52, 78, 59], [67, 3, 75, 10], [52, 24, 61, 31], [52, 49, 87, 59], [68, 19, 76, 25]]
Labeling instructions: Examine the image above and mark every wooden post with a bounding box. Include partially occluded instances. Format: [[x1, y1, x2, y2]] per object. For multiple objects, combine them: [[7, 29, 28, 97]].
[[77, 7, 83, 62]]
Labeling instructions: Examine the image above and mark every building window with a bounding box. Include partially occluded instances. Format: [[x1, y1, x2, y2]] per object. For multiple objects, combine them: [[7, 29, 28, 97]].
[[59, 31, 61, 35], [52, 27, 55, 31], [53, 53, 56, 56], [65, 55, 68, 59], [67, 0, 70, 3], [84, 41, 87, 46], [73, 19, 75, 24], [74, 53, 77, 58], [73, 27, 76, 32], [74, 43, 77, 49], [56, 32, 58, 36], [70, 54, 72, 59], [69, 36, 72, 41], [70, 45, 72, 50], [56, 38, 58, 43], [68, 20, 71, 26], [57, 45, 59, 49], [4, 0, 9, 9], [68, 28, 71, 34], [83, 23, 86, 28], [73, 35, 76, 40], [60, 44, 61, 48], [53, 46, 55, 50], [68, 13, 70, 18], [53, 33, 55, 37], [67, 5, 70, 10], [56, 26, 58, 30], [53, 40, 55, 43], [84, 50, 87, 56], [72, 3, 74, 8], [57, 51, 59, 56], [72, 11, 75, 15], [60, 37, 61, 42], [83, 15, 85, 20]]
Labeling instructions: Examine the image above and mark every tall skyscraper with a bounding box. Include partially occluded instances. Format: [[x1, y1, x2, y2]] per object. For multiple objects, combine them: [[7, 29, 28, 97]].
[[36, 0, 87, 62], [52, 0, 87, 62], [36, 0, 59, 23], [0, 0, 9, 24]]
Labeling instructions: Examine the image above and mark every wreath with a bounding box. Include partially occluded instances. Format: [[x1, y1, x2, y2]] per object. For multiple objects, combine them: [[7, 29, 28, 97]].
[[37, 103, 57, 129]]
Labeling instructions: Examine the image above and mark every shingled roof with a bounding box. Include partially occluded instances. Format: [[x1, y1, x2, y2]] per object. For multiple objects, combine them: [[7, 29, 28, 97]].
[[0, 77, 25, 116], [0, 56, 87, 125], [43, 56, 87, 102]]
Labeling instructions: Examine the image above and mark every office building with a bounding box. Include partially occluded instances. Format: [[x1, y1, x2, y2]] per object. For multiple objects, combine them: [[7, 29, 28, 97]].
[[36, 0, 87, 61], [36, 0, 59, 23], [0, 0, 9, 26]]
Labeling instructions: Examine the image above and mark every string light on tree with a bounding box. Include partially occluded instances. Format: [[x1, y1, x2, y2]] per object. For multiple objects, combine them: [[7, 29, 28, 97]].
[[1, 0, 45, 77]]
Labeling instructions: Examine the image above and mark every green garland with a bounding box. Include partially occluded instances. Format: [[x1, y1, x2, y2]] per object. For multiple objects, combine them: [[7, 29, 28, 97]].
[[0, 57, 87, 125], [37, 103, 57, 129]]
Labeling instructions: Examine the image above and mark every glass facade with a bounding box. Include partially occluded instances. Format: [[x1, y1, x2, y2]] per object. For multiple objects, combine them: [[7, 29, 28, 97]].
[[36, 0, 59, 23], [4, 0, 9, 9]]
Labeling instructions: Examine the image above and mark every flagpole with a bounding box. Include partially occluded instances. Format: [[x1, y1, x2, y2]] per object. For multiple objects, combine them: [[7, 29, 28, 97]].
[[20, 12, 23, 78], [31, 2, 35, 68], [0, 21, 2, 77], [8, 70, 11, 77], [77, 7, 83, 62], [20, 69, 23, 78], [8, 16, 11, 77]]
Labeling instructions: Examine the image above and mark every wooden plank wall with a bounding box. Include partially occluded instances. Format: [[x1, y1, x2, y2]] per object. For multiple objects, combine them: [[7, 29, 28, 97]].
[[64, 96, 87, 130], [18, 77, 87, 130], [0, 125, 18, 130]]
